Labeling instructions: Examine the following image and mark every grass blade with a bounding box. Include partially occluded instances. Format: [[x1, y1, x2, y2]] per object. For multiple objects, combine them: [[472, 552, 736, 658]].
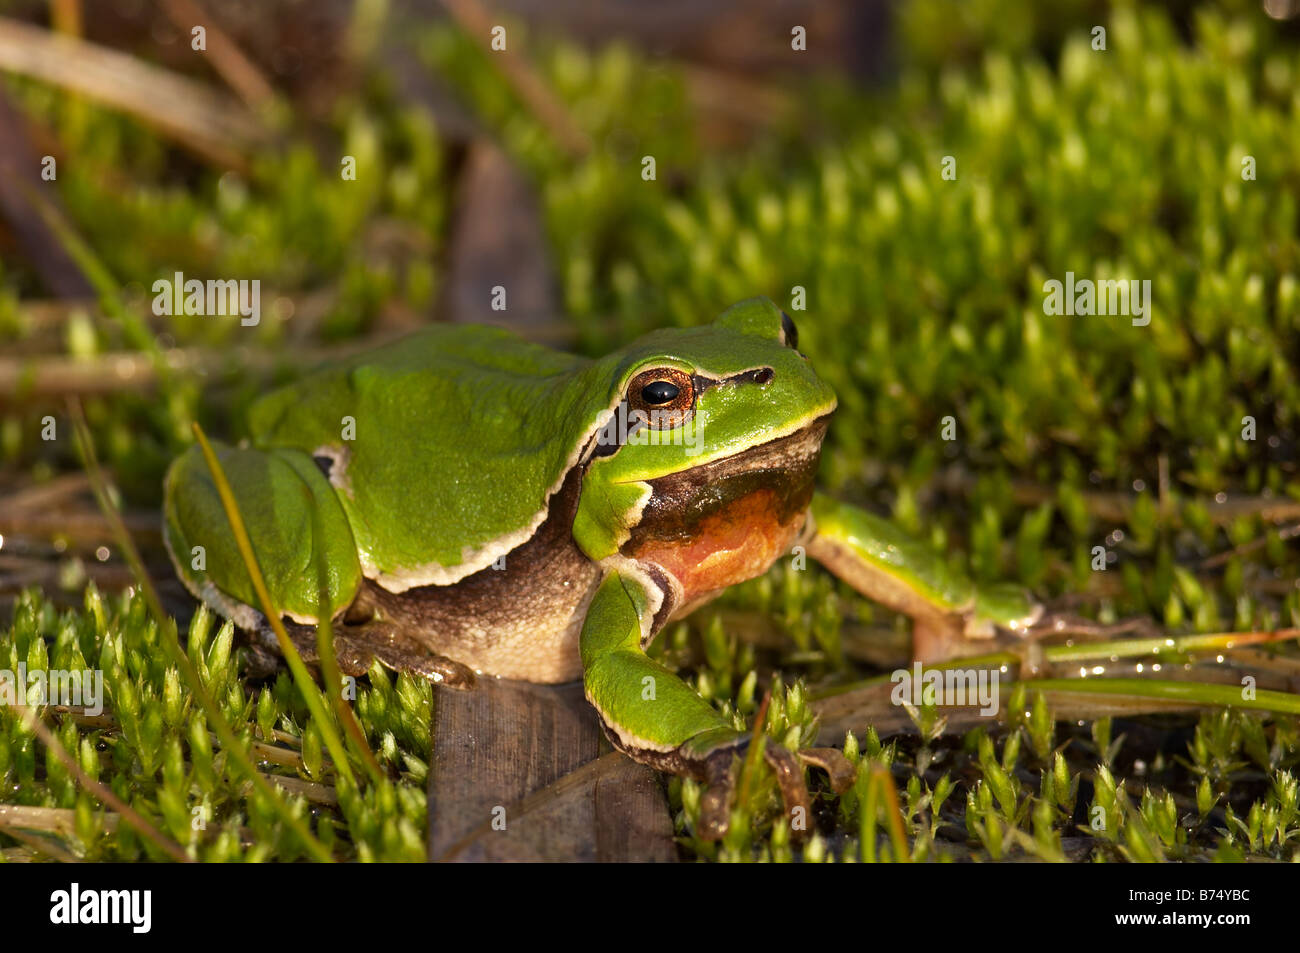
[[189, 421, 358, 788], [309, 508, 384, 784], [1025, 678, 1300, 714]]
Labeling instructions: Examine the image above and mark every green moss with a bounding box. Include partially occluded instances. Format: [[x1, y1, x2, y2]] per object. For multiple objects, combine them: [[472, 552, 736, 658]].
[[0, 587, 429, 861]]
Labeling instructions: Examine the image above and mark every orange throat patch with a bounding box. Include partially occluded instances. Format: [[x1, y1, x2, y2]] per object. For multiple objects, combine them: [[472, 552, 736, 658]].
[[627, 488, 808, 604], [618, 419, 827, 611]]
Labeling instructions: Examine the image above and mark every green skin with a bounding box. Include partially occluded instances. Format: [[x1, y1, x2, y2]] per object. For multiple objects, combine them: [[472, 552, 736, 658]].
[[164, 297, 1041, 836]]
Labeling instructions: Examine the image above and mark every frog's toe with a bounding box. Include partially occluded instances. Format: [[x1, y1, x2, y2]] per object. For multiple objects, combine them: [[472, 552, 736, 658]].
[[327, 632, 380, 679], [797, 747, 857, 794], [763, 743, 813, 839], [679, 729, 825, 842], [697, 752, 737, 841], [257, 616, 477, 688], [386, 649, 477, 688], [336, 619, 478, 688], [672, 728, 746, 840]]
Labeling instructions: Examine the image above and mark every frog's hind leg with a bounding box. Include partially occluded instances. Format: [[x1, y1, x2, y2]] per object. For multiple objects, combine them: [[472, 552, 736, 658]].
[[253, 613, 477, 688], [165, 439, 476, 686], [163, 440, 363, 636], [335, 613, 478, 687]]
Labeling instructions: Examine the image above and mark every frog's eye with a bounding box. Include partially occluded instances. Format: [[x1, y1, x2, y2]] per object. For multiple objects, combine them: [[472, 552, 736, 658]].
[[627, 367, 694, 426], [780, 311, 799, 350]]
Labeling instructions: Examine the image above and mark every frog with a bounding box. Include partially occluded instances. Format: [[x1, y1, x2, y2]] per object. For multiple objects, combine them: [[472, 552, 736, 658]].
[[163, 296, 1046, 837]]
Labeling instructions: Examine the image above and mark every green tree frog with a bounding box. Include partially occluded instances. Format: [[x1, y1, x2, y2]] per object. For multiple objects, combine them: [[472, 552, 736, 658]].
[[163, 297, 1041, 836]]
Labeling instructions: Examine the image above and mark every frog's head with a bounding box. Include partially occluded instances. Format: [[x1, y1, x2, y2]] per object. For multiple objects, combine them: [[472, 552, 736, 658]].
[[575, 297, 838, 604]]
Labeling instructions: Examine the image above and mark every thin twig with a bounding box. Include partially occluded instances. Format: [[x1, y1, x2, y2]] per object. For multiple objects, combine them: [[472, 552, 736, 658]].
[[930, 466, 1300, 526], [0, 16, 268, 169], [0, 473, 90, 511], [160, 0, 279, 110], [436, 0, 590, 157], [1199, 522, 1300, 569]]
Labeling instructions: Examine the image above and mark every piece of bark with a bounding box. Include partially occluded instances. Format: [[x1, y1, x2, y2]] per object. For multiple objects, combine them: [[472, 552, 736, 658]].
[[592, 746, 679, 862], [0, 90, 95, 300], [437, 140, 559, 333], [428, 677, 677, 862], [380, 39, 483, 145]]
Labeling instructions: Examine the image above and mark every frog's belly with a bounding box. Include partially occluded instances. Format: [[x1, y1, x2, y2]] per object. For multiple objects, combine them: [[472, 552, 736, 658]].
[[359, 468, 600, 683], [360, 567, 600, 683]]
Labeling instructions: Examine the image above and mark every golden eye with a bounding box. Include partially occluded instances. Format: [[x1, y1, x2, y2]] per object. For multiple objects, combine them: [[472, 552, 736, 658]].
[[627, 367, 694, 424]]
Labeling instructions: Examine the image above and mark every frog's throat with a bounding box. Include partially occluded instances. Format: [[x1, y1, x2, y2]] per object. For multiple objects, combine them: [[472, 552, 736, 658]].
[[618, 418, 827, 606]]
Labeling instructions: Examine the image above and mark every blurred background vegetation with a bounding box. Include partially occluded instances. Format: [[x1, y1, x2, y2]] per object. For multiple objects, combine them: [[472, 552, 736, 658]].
[[0, 0, 1298, 862]]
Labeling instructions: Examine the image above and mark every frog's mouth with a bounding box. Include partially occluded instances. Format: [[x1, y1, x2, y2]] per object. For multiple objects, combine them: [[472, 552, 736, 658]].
[[623, 415, 829, 548]]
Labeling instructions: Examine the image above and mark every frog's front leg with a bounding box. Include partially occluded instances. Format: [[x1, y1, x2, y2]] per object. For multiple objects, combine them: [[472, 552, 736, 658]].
[[580, 568, 811, 839], [804, 493, 1042, 662]]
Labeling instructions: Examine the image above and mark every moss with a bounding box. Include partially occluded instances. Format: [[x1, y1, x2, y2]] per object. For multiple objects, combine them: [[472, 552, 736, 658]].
[[0, 587, 430, 861]]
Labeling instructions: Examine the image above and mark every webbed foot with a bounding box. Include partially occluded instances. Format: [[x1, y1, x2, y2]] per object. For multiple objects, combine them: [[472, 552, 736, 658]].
[[681, 729, 853, 841], [260, 616, 477, 688]]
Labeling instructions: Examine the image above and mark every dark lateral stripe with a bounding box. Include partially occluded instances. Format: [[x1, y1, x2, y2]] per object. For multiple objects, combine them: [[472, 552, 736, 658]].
[[692, 366, 774, 394]]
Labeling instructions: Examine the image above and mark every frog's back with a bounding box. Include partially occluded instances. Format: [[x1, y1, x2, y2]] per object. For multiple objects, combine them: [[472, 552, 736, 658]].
[[248, 324, 607, 590]]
